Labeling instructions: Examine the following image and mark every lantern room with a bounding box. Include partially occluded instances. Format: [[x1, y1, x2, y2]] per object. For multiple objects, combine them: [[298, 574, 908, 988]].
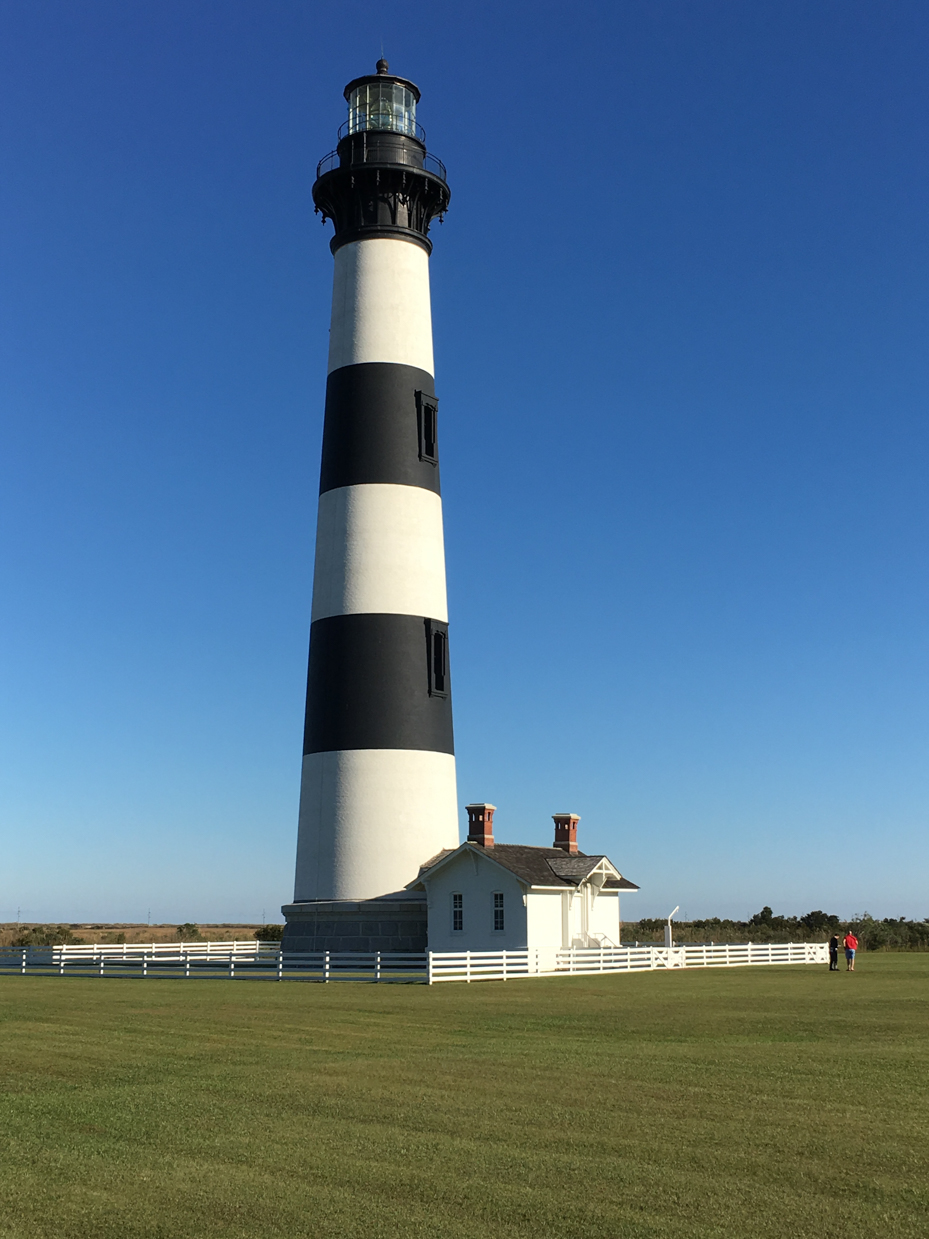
[[344, 59, 421, 139]]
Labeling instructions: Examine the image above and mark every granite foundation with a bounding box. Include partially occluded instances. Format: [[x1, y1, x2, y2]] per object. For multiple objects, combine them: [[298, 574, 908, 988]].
[[281, 896, 427, 953]]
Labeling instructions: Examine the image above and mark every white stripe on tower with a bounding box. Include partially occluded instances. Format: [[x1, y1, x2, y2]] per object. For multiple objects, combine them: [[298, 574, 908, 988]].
[[311, 483, 448, 623], [294, 750, 458, 902], [327, 238, 434, 374], [292, 83, 458, 904]]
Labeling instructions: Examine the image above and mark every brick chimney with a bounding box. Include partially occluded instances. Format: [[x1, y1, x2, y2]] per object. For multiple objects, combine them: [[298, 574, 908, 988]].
[[552, 812, 579, 854], [466, 803, 496, 848]]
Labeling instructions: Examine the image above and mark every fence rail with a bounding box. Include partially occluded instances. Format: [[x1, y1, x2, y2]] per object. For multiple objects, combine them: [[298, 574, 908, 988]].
[[426, 941, 827, 982], [0, 946, 426, 983], [47, 939, 274, 960], [0, 941, 827, 984]]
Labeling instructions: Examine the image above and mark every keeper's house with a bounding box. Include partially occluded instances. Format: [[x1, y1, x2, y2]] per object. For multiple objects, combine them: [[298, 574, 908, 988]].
[[407, 805, 639, 958]]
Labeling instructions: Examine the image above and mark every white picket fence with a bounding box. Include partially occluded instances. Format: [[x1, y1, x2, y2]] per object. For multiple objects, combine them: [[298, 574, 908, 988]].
[[0, 940, 827, 983], [0, 945, 425, 982], [426, 941, 827, 983], [50, 939, 273, 961]]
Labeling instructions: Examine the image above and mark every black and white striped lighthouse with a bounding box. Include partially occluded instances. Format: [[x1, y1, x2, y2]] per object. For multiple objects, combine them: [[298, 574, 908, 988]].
[[282, 62, 458, 949]]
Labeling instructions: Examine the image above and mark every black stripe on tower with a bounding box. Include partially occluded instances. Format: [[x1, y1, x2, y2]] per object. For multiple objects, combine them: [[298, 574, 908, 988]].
[[303, 614, 453, 755], [307, 358, 451, 759], [320, 363, 440, 494]]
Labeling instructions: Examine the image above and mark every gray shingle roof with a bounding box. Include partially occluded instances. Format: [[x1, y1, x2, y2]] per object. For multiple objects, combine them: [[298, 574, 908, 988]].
[[547, 854, 604, 882], [414, 843, 639, 891]]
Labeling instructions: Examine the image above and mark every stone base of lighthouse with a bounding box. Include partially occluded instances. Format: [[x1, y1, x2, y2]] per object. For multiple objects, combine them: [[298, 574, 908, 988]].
[[281, 893, 427, 953]]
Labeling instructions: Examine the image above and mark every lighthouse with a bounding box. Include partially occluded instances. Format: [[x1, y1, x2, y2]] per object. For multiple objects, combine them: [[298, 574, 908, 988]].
[[282, 61, 458, 951]]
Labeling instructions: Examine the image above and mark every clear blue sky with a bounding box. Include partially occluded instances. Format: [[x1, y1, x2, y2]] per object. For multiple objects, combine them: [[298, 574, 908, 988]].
[[2, 0, 927, 924]]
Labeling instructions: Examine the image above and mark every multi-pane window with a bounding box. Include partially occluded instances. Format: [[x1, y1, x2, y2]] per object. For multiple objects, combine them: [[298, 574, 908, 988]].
[[426, 621, 448, 697], [493, 892, 505, 932], [347, 82, 417, 137], [452, 892, 463, 932], [416, 391, 439, 465]]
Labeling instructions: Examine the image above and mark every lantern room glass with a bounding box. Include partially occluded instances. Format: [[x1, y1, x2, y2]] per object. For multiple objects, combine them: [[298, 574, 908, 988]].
[[347, 82, 417, 137]]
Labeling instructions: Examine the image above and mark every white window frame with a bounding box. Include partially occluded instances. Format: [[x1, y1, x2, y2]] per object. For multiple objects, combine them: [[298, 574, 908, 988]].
[[492, 891, 505, 933]]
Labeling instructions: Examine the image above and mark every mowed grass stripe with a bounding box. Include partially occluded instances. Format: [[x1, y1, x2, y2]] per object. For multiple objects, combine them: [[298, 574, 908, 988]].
[[0, 955, 927, 1238]]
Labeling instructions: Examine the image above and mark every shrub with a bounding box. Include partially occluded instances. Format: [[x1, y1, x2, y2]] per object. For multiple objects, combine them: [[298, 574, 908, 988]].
[[176, 923, 201, 941], [626, 911, 929, 950], [849, 915, 929, 951], [255, 925, 284, 942], [11, 925, 84, 947]]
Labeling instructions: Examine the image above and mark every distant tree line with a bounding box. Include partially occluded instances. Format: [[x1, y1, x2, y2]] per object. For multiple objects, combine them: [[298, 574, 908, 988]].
[[3, 923, 265, 947], [8, 925, 85, 947], [625, 908, 929, 950], [6, 915, 924, 952]]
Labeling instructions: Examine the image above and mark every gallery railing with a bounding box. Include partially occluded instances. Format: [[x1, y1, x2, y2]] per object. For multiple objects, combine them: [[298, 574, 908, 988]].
[[315, 145, 447, 182]]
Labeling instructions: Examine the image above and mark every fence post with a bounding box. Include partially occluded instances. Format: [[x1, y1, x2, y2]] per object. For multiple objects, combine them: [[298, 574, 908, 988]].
[[277, 953, 284, 981], [466, 951, 471, 983], [21, 948, 27, 975], [375, 951, 381, 983], [229, 958, 235, 981], [427, 951, 433, 986], [185, 957, 191, 979], [99, 954, 105, 978], [142, 956, 147, 978], [59, 953, 65, 977], [323, 951, 330, 983], [502, 952, 508, 981]]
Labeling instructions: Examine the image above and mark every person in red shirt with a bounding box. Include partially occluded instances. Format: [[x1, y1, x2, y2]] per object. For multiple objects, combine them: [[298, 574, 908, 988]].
[[844, 931, 858, 971]]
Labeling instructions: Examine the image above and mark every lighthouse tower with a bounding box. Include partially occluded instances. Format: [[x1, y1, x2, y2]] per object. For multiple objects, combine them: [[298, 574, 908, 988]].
[[282, 62, 458, 951]]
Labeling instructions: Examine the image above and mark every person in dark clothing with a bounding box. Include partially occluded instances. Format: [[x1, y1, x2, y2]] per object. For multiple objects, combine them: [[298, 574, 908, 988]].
[[829, 934, 840, 970]]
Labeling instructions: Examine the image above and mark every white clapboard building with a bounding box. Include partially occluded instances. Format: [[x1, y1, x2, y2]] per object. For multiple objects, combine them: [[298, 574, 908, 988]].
[[407, 806, 638, 960]]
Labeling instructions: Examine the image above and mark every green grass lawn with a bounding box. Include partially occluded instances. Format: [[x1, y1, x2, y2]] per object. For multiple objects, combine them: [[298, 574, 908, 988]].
[[1, 955, 927, 1239]]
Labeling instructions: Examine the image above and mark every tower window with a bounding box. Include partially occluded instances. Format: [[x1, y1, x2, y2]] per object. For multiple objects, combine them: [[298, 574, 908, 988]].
[[493, 892, 505, 932], [452, 892, 463, 932], [426, 620, 448, 697], [416, 391, 439, 464]]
